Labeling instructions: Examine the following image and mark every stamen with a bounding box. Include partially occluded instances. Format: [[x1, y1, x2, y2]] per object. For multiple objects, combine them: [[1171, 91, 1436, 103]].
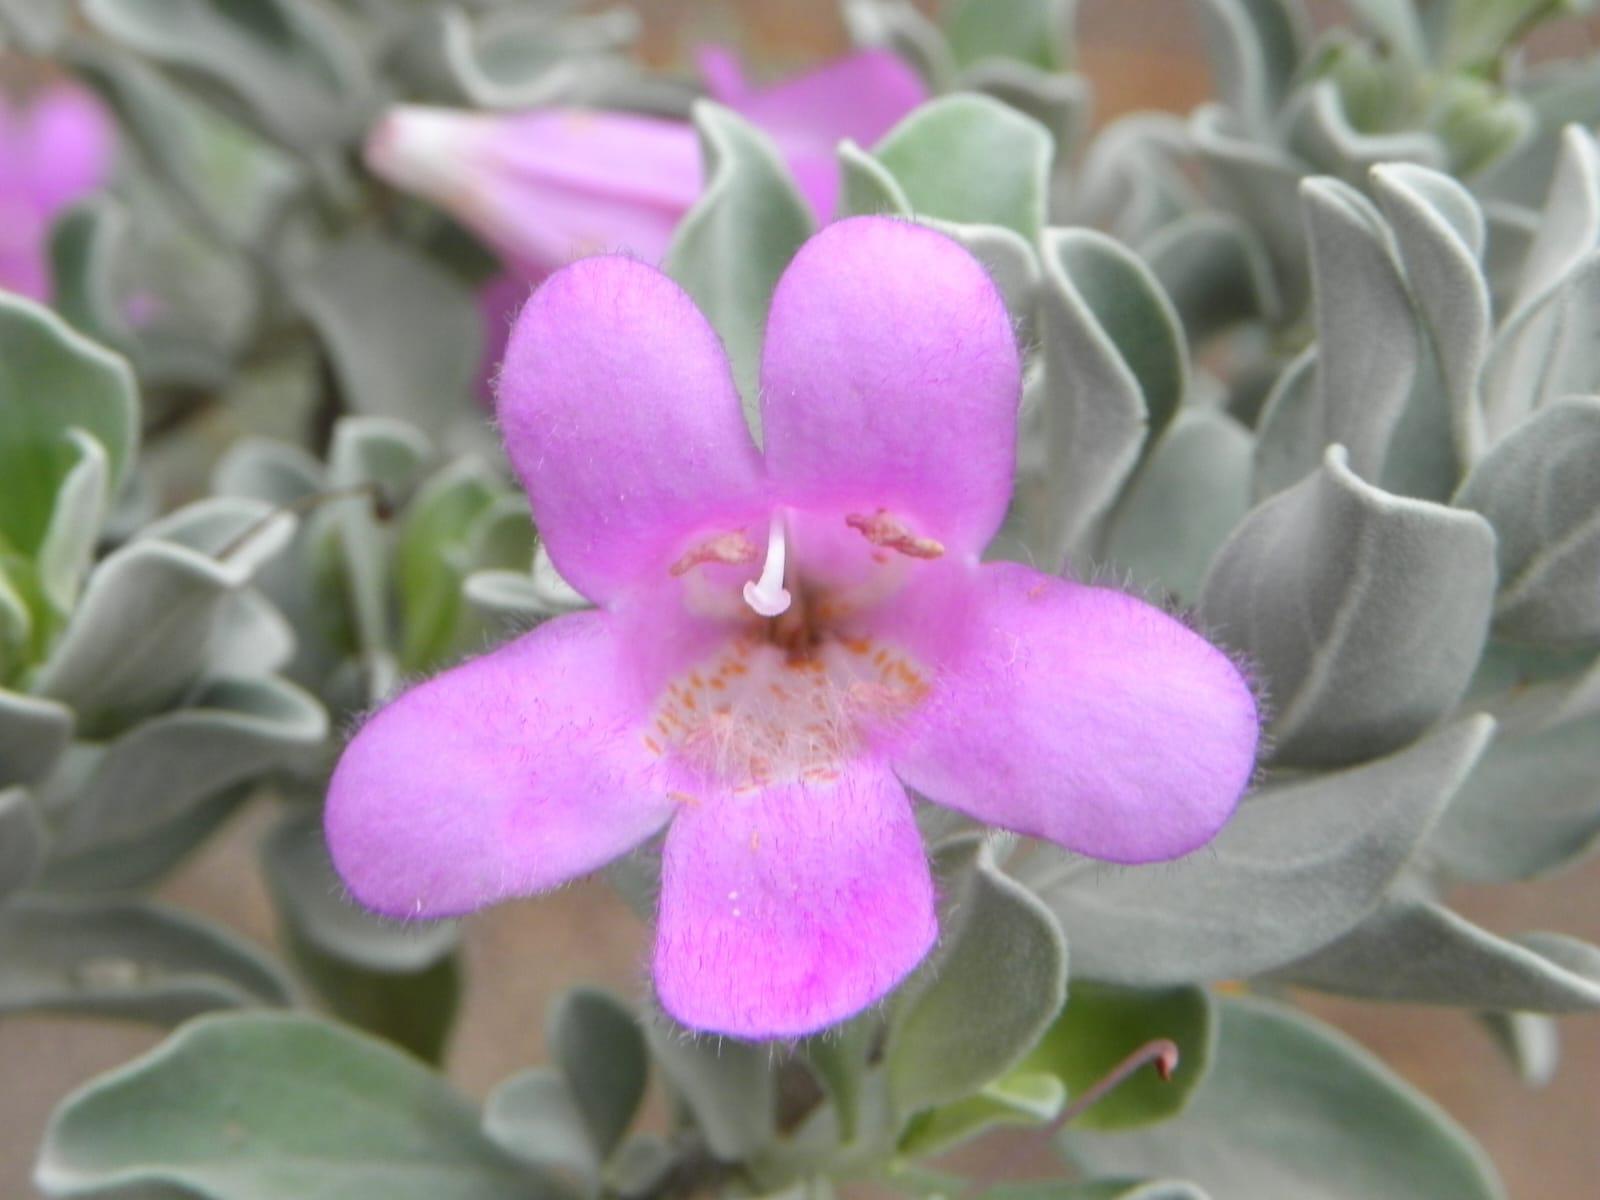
[[670, 531, 759, 577], [743, 513, 792, 617], [845, 509, 945, 559]]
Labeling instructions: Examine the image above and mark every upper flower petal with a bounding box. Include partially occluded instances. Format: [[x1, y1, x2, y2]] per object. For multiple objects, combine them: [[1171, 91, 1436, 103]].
[[325, 611, 676, 918], [653, 760, 937, 1039], [759, 217, 1021, 558], [497, 254, 767, 605], [892, 563, 1260, 863]]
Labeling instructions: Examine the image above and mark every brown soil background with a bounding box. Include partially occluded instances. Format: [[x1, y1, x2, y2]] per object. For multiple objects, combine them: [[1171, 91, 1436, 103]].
[[3, 2, 1598, 1195]]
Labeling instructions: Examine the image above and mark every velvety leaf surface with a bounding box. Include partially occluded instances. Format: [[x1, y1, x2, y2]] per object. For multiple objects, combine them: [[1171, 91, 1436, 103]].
[[1456, 396, 1600, 645], [0, 897, 291, 1023], [36, 1012, 550, 1199], [1030, 229, 1183, 564], [645, 1029, 774, 1162], [550, 988, 649, 1156], [1278, 894, 1600, 1011], [83, 0, 368, 151], [1201, 446, 1495, 766], [1027, 718, 1494, 984], [294, 233, 482, 437], [888, 843, 1067, 1114], [483, 1068, 600, 1197], [60, 676, 325, 852], [1103, 408, 1254, 602], [0, 293, 137, 559], [874, 95, 1052, 241]]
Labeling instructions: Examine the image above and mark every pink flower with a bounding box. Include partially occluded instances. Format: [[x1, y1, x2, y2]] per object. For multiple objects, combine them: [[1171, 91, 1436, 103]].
[[325, 218, 1260, 1039], [0, 80, 116, 301], [364, 49, 926, 275]]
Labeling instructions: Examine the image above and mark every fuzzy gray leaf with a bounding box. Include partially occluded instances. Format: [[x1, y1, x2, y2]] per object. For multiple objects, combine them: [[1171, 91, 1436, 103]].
[[1301, 177, 1422, 484], [1279, 895, 1600, 1012], [1456, 396, 1600, 644], [1027, 717, 1493, 985], [0, 897, 292, 1023], [1103, 407, 1255, 603], [1371, 164, 1491, 466], [888, 843, 1067, 1114], [1201, 446, 1495, 766], [295, 234, 481, 437]]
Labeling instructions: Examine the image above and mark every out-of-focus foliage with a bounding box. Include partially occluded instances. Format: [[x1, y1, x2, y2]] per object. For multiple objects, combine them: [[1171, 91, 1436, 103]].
[[5, 0, 1600, 1197]]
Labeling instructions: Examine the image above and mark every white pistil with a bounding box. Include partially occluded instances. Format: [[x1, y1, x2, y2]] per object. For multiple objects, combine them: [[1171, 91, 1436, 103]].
[[742, 513, 792, 617]]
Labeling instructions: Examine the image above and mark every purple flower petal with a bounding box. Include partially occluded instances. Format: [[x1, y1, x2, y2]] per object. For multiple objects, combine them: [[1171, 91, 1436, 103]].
[[325, 612, 677, 918], [653, 760, 937, 1039], [497, 254, 767, 605], [10, 81, 116, 216], [760, 217, 1021, 559], [892, 563, 1260, 863], [365, 107, 702, 274], [724, 51, 928, 218], [696, 45, 751, 103]]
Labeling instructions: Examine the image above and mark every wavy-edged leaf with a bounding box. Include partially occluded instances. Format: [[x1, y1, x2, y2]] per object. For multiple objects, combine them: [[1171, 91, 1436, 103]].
[[888, 841, 1067, 1114], [959, 59, 1090, 158], [36, 1012, 549, 1199], [440, 5, 641, 110], [1144, 211, 1281, 339], [483, 1067, 598, 1196], [1372, 164, 1492, 466], [0, 897, 291, 1023], [874, 94, 1052, 241], [295, 232, 481, 436], [1431, 664, 1600, 881], [396, 457, 502, 672], [1029, 228, 1185, 564], [82, 0, 369, 152], [1201, 446, 1495, 766], [1483, 125, 1600, 440], [944, 0, 1071, 71], [1287, 81, 1445, 178], [0, 293, 138, 556], [1026, 717, 1494, 985], [1189, 0, 1309, 136], [34, 512, 295, 733], [61, 675, 324, 852], [550, 987, 648, 1157], [1103, 407, 1254, 603], [1190, 105, 1310, 317], [1279, 894, 1600, 1011], [899, 1067, 1065, 1158], [0, 687, 72, 788], [646, 1028, 774, 1162], [1456, 396, 1600, 644], [1301, 177, 1423, 483]]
